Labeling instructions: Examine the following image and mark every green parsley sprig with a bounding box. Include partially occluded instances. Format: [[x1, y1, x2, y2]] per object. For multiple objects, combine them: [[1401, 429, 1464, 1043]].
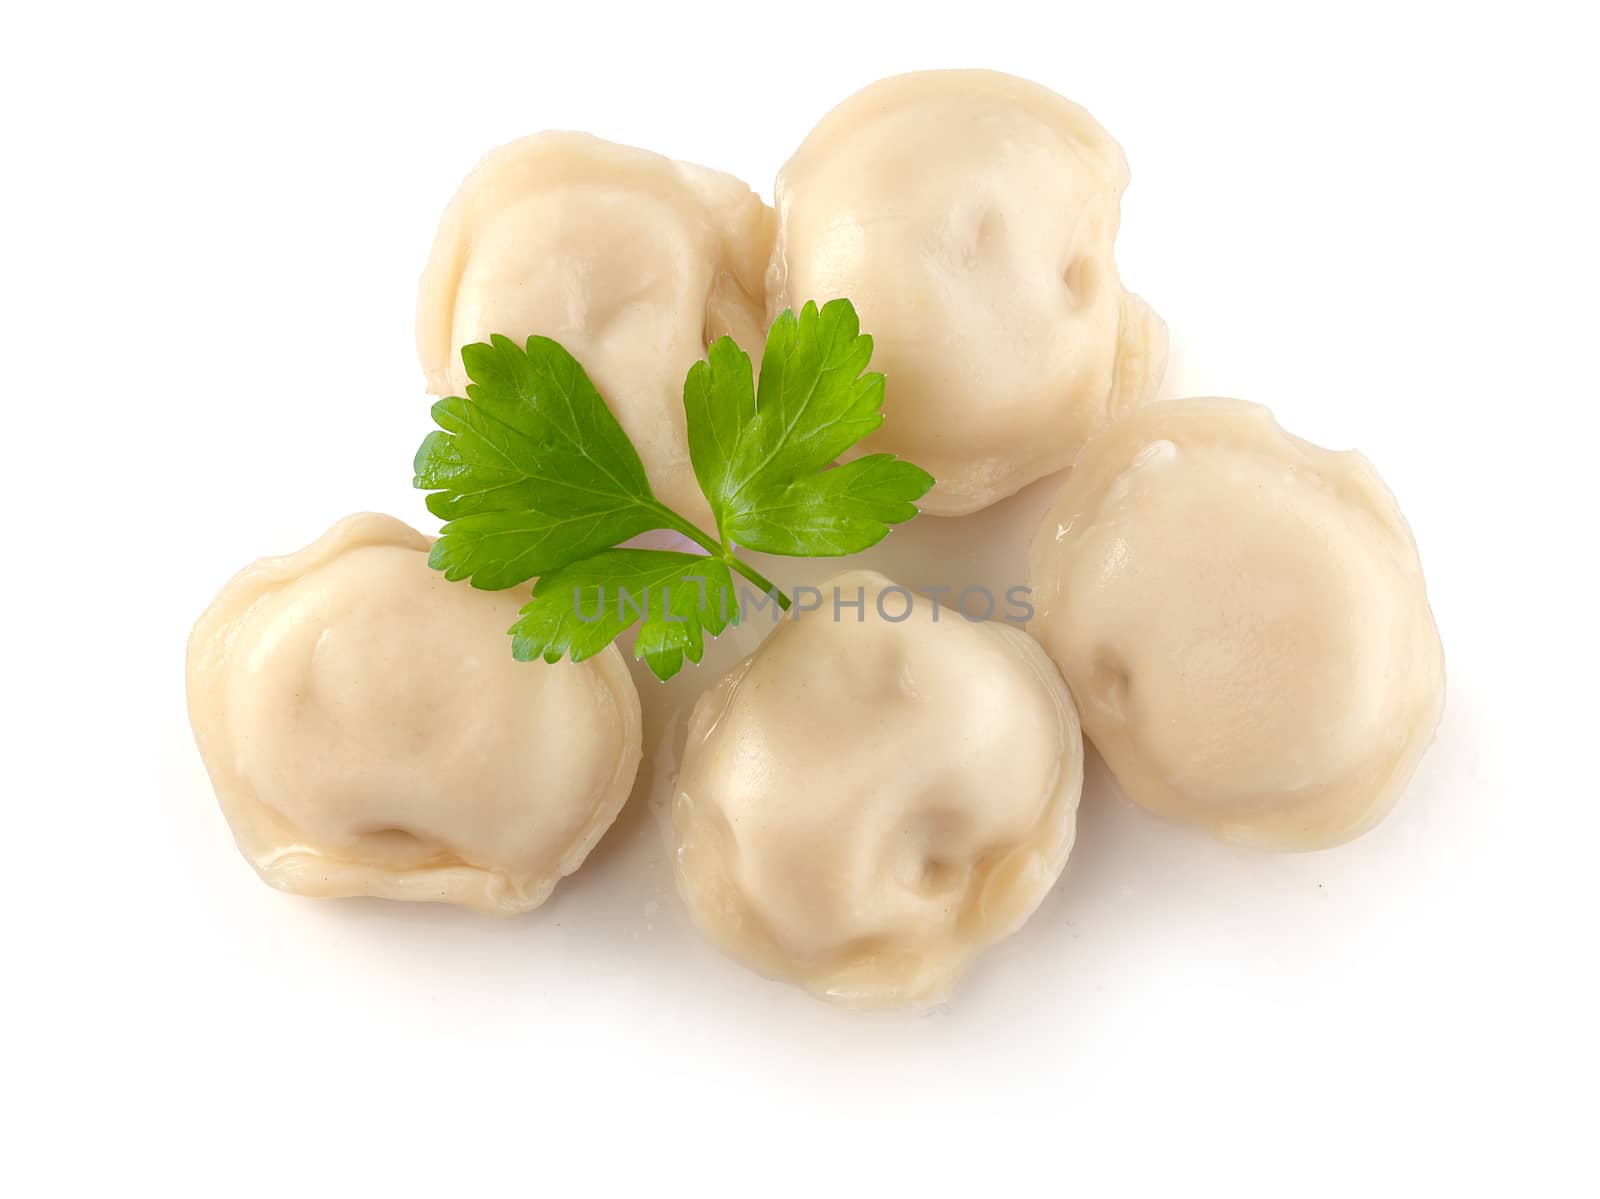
[[413, 298, 934, 680]]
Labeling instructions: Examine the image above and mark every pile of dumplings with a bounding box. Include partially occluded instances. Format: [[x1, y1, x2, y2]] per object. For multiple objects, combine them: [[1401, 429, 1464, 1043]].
[[187, 70, 1444, 1009]]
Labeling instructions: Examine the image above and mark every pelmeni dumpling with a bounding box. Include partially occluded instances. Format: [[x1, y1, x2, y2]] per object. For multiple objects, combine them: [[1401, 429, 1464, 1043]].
[[672, 570, 1083, 1007], [416, 131, 773, 526], [768, 70, 1167, 516], [1028, 400, 1445, 850], [186, 513, 642, 914]]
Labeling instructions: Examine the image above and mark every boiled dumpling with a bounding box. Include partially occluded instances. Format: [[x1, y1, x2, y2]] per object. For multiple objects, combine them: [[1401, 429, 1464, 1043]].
[[768, 70, 1167, 516], [1027, 399, 1445, 850], [186, 513, 642, 914], [672, 570, 1083, 1007], [416, 131, 773, 526]]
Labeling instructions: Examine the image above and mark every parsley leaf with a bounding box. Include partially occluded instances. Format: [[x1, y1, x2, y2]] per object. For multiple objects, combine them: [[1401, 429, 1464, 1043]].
[[711, 453, 931, 557], [414, 300, 932, 680], [509, 551, 738, 682], [413, 334, 665, 589], [685, 299, 934, 555]]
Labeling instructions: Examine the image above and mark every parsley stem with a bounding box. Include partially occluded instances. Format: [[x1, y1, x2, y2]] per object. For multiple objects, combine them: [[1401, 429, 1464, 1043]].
[[722, 554, 792, 610], [654, 507, 792, 611]]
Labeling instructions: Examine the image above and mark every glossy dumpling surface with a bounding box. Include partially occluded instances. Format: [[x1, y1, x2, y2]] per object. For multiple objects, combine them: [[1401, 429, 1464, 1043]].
[[672, 570, 1083, 1007], [1028, 399, 1445, 849], [768, 70, 1167, 515], [186, 513, 643, 913], [416, 131, 773, 526]]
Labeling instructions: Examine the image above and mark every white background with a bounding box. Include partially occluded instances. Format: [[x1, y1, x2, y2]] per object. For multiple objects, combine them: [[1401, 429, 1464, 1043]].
[[4, 2, 1597, 1194]]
